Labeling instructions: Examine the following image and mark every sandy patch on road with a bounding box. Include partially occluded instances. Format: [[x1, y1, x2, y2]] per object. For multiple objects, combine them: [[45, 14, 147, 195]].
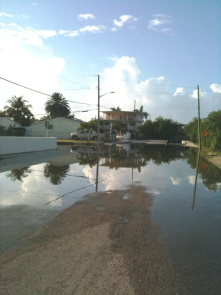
[[0, 185, 189, 295]]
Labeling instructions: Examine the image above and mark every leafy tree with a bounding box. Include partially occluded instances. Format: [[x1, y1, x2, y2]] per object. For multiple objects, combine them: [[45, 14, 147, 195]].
[[111, 106, 121, 111], [77, 118, 102, 132], [137, 117, 177, 140], [135, 105, 148, 120], [45, 92, 72, 119], [0, 110, 6, 117], [137, 120, 154, 139], [39, 115, 51, 121], [4, 96, 35, 126], [111, 121, 127, 134], [204, 110, 221, 150], [183, 117, 200, 143]]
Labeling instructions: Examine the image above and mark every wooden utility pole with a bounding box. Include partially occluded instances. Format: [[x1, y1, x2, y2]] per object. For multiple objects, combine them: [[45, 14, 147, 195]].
[[197, 85, 201, 150]]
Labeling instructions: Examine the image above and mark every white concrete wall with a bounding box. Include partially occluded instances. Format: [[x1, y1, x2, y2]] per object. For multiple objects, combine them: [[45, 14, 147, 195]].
[[0, 137, 57, 156]]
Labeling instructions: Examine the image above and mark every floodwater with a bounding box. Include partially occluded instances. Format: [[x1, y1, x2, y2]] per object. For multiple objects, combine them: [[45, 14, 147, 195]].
[[0, 144, 221, 294]]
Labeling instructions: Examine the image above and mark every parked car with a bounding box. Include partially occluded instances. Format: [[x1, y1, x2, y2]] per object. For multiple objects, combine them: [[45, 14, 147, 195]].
[[71, 130, 102, 141]]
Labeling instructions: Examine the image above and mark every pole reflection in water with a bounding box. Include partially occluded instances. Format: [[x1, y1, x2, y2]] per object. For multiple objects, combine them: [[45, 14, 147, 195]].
[[192, 150, 200, 210]]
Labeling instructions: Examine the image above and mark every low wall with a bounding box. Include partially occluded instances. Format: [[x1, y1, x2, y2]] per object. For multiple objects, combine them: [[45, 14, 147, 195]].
[[0, 137, 57, 156]]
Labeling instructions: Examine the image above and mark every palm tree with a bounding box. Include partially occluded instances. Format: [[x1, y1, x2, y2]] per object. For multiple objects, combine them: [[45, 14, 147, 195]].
[[4, 96, 34, 126], [135, 105, 148, 120], [45, 93, 71, 118], [6, 167, 31, 182], [111, 106, 121, 111]]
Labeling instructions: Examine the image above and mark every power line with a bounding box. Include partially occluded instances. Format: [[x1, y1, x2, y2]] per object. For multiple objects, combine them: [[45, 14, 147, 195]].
[[0, 76, 95, 106]]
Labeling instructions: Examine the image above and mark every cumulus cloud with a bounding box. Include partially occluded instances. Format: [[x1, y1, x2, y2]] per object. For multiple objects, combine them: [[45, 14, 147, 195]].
[[210, 83, 221, 93], [59, 25, 105, 37], [80, 56, 215, 123], [0, 23, 65, 118], [112, 15, 137, 30], [148, 14, 173, 34], [78, 13, 96, 20], [79, 25, 105, 33], [170, 177, 181, 185], [0, 12, 13, 17]]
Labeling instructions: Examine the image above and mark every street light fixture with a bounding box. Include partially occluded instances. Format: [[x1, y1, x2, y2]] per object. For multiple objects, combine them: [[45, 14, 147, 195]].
[[97, 75, 115, 149]]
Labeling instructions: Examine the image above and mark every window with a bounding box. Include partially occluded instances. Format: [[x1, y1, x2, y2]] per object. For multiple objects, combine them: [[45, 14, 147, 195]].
[[48, 124, 53, 129], [130, 122, 135, 126], [105, 122, 109, 125]]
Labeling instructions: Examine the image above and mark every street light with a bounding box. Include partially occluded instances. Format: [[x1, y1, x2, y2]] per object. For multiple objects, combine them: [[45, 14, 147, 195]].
[[97, 75, 115, 149]]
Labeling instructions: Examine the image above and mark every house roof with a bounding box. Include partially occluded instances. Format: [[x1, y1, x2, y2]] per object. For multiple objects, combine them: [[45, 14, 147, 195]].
[[31, 117, 83, 126], [0, 117, 21, 126], [101, 110, 136, 114]]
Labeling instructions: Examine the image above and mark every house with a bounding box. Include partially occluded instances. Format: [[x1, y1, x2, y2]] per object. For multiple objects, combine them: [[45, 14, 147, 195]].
[[0, 117, 21, 129], [101, 110, 144, 139], [30, 117, 83, 139]]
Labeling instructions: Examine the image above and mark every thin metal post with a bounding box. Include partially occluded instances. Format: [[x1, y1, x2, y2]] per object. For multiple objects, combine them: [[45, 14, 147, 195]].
[[96, 75, 100, 192], [197, 85, 201, 150]]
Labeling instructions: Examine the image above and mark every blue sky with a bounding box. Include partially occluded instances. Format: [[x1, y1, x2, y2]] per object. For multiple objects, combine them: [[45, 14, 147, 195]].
[[0, 0, 220, 123]]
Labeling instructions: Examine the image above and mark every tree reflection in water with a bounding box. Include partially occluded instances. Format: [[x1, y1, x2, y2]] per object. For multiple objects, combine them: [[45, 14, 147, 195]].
[[136, 145, 184, 165], [6, 167, 31, 182], [77, 154, 97, 168], [44, 164, 70, 185], [183, 148, 221, 192]]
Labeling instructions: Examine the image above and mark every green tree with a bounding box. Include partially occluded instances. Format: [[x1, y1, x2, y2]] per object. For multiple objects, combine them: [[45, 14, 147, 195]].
[[137, 117, 177, 140], [183, 117, 199, 143], [6, 167, 31, 182], [153, 117, 177, 139], [77, 118, 103, 132], [111, 106, 121, 111], [0, 110, 6, 117], [204, 110, 221, 150], [111, 121, 127, 134], [135, 105, 148, 120], [137, 120, 154, 139], [4, 96, 35, 126], [45, 92, 72, 119]]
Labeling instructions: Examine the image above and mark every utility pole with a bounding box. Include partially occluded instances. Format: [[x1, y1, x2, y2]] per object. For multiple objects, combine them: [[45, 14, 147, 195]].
[[133, 100, 136, 138], [197, 85, 201, 151], [96, 75, 100, 192]]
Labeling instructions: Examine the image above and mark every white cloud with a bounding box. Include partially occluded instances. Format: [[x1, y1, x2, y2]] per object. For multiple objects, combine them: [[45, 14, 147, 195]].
[[153, 14, 172, 18], [170, 177, 181, 185], [22, 15, 29, 19], [112, 15, 137, 30], [210, 83, 221, 93], [0, 24, 65, 118], [0, 12, 13, 17], [58, 25, 105, 37], [174, 87, 185, 96], [78, 14, 96, 20], [148, 18, 172, 29], [79, 25, 105, 33], [37, 30, 57, 38], [0, 22, 6, 26]]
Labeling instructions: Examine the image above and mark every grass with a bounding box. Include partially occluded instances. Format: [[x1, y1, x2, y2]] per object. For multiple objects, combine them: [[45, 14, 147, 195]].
[[57, 138, 97, 144]]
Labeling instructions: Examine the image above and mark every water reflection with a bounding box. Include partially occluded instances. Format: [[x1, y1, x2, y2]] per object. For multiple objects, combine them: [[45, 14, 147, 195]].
[[6, 167, 32, 182], [183, 148, 221, 192], [43, 164, 70, 185]]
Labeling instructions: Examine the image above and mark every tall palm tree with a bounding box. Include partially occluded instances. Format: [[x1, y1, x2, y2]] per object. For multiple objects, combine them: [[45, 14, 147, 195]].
[[111, 106, 121, 111], [45, 93, 71, 118], [135, 105, 148, 120], [4, 96, 34, 126]]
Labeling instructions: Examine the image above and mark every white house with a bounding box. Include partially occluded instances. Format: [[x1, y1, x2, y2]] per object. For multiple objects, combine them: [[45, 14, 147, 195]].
[[30, 117, 83, 139], [0, 117, 21, 129], [101, 110, 144, 139]]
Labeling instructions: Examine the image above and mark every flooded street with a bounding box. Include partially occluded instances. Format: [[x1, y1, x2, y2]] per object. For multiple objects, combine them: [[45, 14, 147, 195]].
[[0, 144, 221, 294]]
